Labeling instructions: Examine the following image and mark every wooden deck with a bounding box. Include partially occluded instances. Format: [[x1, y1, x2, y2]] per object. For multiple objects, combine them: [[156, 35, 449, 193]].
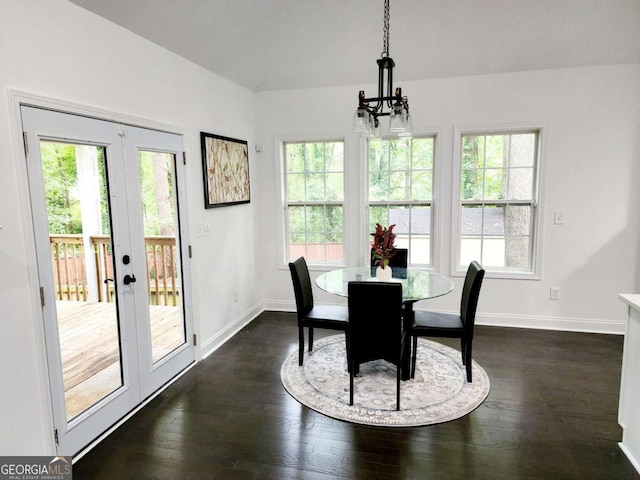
[[55, 300, 183, 419]]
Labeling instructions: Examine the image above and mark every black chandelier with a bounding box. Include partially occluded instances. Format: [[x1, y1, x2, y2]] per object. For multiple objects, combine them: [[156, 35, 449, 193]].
[[353, 0, 412, 138]]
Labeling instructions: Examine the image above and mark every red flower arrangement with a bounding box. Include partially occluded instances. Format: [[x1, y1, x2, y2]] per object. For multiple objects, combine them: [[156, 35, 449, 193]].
[[370, 223, 397, 268]]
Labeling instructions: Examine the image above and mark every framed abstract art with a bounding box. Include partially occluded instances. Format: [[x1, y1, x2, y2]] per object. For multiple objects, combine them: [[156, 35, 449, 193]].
[[200, 132, 251, 208]]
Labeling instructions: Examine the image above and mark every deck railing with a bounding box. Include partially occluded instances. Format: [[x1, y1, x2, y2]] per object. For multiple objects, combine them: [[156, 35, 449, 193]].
[[50, 234, 180, 306], [50, 235, 88, 301]]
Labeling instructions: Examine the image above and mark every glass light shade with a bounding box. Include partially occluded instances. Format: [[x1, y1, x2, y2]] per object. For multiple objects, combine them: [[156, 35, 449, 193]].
[[353, 108, 371, 135], [366, 114, 380, 138], [389, 105, 407, 132], [397, 112, 413, 138]]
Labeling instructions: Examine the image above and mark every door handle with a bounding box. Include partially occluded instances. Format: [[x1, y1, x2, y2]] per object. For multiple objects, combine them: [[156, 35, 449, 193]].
[[123, 274, 137, 285]]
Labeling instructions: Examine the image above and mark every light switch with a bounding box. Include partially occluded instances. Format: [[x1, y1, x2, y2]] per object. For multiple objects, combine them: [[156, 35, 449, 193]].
[[554, 211, 564, 225]]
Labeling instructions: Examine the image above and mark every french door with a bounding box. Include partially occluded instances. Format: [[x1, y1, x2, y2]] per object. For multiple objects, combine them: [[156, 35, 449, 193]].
[[21, 106, 194, 456]]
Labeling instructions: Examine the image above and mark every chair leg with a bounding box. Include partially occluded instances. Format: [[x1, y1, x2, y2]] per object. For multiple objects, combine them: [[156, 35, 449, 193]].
[[345, 334, 351, 373], [461, 338, 467, 365], [349, 358, 354, 406], [396, 363, 401, 411], [411, 335, 418, 378], [308, 327, 314, 352], [465, 339, 473, 382], [298, 326, 305, 366]]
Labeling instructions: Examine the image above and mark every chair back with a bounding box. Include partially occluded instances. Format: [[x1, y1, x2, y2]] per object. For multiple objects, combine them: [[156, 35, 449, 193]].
[[289, 257, 314, 320], [348, 281, 403, 366], [370, 248, 408, 268], [460, 261, 485, 331]]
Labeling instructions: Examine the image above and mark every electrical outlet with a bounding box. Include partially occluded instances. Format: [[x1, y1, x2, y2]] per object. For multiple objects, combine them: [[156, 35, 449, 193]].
[[233, 289, 239, 303], [204, 222, 211, 236], [550, 287, 560, 301], [196, 222, 203, 238]]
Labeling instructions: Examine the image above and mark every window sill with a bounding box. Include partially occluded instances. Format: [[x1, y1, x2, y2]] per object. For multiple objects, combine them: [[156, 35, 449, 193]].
[[280, 262, 346, 272], [451, 267, 541, 280]]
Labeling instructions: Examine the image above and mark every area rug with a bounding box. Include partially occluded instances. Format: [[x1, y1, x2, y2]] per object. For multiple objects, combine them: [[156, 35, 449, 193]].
[[281, 334, 490, 427]]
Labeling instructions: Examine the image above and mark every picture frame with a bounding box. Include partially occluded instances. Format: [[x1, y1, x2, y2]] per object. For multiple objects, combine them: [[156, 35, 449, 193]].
[[200, 132, 251, 208]]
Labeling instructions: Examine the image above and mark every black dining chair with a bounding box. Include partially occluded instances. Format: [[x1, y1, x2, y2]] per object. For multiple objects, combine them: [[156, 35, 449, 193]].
[[289, 256, 349, 366], [348, 281, 405, 410], [370, 247, 408, 268], [409, 261, 485, 382]]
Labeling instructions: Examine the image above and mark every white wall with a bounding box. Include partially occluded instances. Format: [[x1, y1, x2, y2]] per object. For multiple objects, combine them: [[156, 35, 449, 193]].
[[255, 64, 640, 332], [1, 0, 639, 458], [0, 0, 259, 455]]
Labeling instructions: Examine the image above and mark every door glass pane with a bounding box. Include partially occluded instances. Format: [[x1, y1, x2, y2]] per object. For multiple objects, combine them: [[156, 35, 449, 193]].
[[138, 151, 186, 363], [41, 141, 123, 421]]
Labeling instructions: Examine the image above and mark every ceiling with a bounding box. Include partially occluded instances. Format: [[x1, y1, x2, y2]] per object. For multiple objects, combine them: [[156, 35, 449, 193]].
[[68, 0, 640, 92]]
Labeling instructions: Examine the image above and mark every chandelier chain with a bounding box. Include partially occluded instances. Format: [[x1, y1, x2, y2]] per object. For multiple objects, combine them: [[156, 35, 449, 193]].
[[382, 0, 390, 57]]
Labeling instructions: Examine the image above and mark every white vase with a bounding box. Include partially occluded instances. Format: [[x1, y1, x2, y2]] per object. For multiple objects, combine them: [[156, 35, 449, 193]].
[[375, 265, 392, 281]]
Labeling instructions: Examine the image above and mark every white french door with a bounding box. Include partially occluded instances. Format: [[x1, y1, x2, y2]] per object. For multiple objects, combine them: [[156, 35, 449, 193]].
[[21, 106, 194, 456]]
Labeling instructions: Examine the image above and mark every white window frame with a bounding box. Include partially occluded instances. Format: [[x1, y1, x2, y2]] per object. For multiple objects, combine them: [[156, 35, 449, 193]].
[[276, 135, 352, 270], [366, 135, 437, 268], [451, 125, 545, 279]]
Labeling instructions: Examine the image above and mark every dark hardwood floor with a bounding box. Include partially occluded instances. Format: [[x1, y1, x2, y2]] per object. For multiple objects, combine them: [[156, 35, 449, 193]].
[[75, 311, 639, 479]]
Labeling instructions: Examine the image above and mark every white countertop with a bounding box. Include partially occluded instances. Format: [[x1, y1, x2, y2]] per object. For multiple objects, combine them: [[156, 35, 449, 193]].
[[619, 294, 640, 311]]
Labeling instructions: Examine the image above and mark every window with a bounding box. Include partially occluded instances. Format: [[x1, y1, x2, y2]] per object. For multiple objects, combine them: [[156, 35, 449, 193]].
[[368, 136, 434, 266], [284, 140, 344, 264], [457, 130, 540, 275]]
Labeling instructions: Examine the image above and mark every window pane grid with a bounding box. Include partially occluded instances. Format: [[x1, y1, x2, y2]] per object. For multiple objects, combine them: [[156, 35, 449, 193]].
[[368, 136, 435, 266], [285, 140, 344, 264], [459, 132, 539, 272]]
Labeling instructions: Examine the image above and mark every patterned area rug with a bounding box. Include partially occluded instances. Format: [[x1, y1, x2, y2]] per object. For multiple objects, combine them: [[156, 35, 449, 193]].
[[281, 334, 490, 427]]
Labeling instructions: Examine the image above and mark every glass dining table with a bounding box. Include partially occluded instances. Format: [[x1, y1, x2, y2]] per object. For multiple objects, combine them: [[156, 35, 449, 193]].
[[316, 267, 454, 380]]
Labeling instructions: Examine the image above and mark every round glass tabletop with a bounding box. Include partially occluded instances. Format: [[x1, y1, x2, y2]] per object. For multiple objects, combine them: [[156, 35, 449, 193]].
[[316, 267, 454, 303]]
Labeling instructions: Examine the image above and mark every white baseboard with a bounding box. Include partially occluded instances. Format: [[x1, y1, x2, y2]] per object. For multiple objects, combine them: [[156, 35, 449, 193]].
[[473, 312, 625, 335], [199, 302, 264, 359], [619, 442, 640, 474], [263, 300, 625, 335], [263, 300, 296, 312], [264, 299, 351, 312]]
